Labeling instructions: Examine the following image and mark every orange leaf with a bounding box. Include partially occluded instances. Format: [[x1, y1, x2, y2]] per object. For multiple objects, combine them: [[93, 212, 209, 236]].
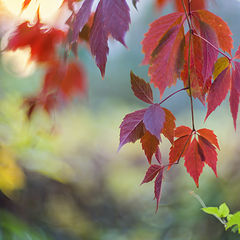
[[197, 128, 220, 150], [141, 131, 159, 164], [174, 125, 192, 138], [161, 108, 176, 144]]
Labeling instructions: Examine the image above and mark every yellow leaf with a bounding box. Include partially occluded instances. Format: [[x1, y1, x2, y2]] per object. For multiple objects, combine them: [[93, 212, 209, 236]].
[[213, 57, 230, 80]]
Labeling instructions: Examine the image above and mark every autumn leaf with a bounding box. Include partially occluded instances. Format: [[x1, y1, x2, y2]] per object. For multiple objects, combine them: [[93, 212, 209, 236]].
[[169, 135, 192, 167], [90, 0, 130, 77], [141, 164, 162, 184], [175, 0, 207, 12], [141, 131, 159, 164], [193, 10, 233, 55], [143, 104, 165, 140], [198, 136, 218, 177], [154, 168, 164, 211], [7, 21, 65, 63], [141, 164, 164, 211], [142, 12, 185, 97], [184, 138, 205, 187], [118, 109, 146, 151], [130, 71, 153, 104], [42, 60, 87, 99], [71, 0, 94, 43], [161, 108, 176, 144], [175, 125, 192, 138], [197, 128, 220, 150]]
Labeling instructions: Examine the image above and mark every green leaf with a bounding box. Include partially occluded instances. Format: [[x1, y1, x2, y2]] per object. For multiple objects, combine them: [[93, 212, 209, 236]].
[[226, 211, 240, 233], [219, 203, 230, 218], [202, 207, 220, 217]]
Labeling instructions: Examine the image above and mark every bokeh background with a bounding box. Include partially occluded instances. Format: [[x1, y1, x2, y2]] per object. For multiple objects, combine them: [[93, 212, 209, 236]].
[[0, 0, 240, 239]]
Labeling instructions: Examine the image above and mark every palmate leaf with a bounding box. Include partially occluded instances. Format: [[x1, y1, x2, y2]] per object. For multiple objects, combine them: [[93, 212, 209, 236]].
[[169, 126, 219, 186]]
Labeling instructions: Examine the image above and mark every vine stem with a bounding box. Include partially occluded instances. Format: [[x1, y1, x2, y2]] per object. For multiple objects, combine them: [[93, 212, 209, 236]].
[[159, 87, 189, 105], [190, 191, 227, 227], [193, 32, 231, 61], [182, 0, 195, 131]]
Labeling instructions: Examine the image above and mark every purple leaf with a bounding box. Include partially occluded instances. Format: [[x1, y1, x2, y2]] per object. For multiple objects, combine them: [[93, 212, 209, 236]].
[[90, 0, 130, 77], [72, 0, 94, 43], [154, 169, 164, 212], [199, 21, 219, 84], [118, 108, 146, 151], [130, 71, 153, 104], [143, 104, 165, 140], [141, 164, 162, 184]]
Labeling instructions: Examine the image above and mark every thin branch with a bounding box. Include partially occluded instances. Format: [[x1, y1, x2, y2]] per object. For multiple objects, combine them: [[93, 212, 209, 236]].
[[193, 32, 231, 61], [187, 32, 195, 131], [190, 191, 227, 227], [181, 0, 191, 29], [159, 87, 189, 105]]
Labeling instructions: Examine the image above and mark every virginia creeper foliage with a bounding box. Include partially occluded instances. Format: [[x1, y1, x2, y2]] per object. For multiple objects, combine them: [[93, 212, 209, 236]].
[[4, 0, 240, 211]]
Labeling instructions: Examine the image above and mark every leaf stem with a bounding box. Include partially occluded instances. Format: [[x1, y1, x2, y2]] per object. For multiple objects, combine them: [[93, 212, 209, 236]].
[[190, 191, 227, 227], [193, 32, 231, 62], [181, 0, 191, 29], [180, 0, 196, 131], [159, 87, 189, 105]]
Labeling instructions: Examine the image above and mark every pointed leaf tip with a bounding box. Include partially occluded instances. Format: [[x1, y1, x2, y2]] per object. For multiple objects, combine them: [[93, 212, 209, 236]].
[[130, 71, 153, 104]]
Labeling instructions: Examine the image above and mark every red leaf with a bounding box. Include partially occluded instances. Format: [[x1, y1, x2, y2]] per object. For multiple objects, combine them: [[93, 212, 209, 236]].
[[72, 0, 94, 43], [198, 136, 218, 177], [154, 169, 164, 211], [22, 0, 31, 11], [234, 45, 240, 60], [169, 134, 192, 168], [130, 71, 153, 104], [197, 21, 219, 84], [142, 12, 185, 97], [181, 33, 210, 103], [7, 22, 65, 63], [184, 138, 204, 187], [141, 131, 159, 164], [175, 125, 192, 138], [118, 109, 146, 151], [90, 0, 130, 77], [175, 0, 206, 12], [143, 104, 165, 140], [206, 66, 231, 120], [161, 108, 176, 144], [43, 60, 87, 99], [193, 10, 233, 55], [197, 128, 220, 150], [141, 164, 162, 184], [155, 147, 162, 164], [230, 62, 240, 129]]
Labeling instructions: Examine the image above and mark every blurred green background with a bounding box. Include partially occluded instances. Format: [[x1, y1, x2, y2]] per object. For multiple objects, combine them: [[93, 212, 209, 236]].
[[0, 0, 240, 239]]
